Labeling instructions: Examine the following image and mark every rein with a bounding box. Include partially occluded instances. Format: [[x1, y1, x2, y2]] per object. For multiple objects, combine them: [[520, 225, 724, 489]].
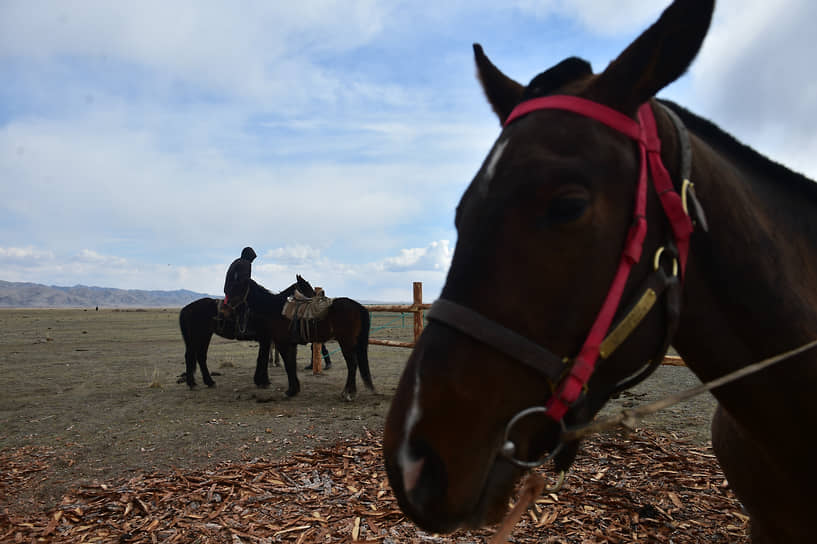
[[485, 338, 817, 544], [563, 336, 817, 442]]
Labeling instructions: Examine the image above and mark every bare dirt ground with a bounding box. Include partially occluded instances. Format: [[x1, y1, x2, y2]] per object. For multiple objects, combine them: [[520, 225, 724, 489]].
[[0, 308, 723, 541]]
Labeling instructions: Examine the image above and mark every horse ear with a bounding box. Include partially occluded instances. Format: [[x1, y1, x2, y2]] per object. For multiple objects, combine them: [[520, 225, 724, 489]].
[[588, 0, 714, 114], [474, 43, 525, 125]]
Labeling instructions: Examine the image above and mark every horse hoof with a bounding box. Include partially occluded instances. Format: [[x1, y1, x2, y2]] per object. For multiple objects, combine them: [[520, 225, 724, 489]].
[[340, 391, 354, 402], [206, 382, 215, 388], [285, 389, 299, 397]]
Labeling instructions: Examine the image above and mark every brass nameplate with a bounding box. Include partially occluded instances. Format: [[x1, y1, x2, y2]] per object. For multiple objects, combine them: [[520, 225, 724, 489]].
[[599, 289, 657, 359]]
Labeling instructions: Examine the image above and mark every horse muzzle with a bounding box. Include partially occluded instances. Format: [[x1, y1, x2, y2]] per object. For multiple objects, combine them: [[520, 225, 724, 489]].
[[383, 322, 570, 532]]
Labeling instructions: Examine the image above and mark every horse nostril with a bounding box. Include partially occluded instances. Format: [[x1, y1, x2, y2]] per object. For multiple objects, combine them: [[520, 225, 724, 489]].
[[402, 456, 426, 493], [400, 438, 448, 515]]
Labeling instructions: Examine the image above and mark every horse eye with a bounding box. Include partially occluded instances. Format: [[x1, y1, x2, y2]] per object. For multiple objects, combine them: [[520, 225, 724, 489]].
[[543, 196, 589, 226]]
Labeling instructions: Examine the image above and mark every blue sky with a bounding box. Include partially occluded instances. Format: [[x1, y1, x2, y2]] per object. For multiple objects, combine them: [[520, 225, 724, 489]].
[[2, 0, 816, 302]]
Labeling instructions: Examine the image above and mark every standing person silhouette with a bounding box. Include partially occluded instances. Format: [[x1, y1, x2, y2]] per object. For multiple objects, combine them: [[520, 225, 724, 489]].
[[223, 246, 257, 335]]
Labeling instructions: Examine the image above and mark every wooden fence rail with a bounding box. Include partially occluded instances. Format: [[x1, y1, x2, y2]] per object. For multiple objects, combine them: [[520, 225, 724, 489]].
[[366, 282, 431, 349]]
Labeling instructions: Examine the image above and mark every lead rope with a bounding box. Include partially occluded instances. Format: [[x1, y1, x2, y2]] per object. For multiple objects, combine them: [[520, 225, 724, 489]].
[[563, 337, 817, 441], [488, 473, 546, 544], [489, 336, 817, 542]]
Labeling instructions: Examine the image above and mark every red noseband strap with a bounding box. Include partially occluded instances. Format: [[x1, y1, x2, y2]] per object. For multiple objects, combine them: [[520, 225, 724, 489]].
[[504, 95, 693, 421]]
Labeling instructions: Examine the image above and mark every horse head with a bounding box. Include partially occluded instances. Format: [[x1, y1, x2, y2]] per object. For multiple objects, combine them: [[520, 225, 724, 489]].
[[383, 0, 714, 534], [295, 274, 316, 297]]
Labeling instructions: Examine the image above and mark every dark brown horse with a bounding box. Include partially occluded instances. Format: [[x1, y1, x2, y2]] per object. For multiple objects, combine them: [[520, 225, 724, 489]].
[[383, 1, 817, 542], [243, 276, 374, 400], [178, 278, 308, 389]]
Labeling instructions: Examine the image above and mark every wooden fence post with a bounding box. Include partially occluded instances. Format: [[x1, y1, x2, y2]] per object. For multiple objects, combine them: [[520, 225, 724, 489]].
[[365, 282, 432, 348], [413, 282, 423, 343]]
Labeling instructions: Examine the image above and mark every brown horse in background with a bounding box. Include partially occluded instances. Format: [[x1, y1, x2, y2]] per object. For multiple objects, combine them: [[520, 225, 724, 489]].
[[383, 1, 817, 542], [244, 276, 374, 401]]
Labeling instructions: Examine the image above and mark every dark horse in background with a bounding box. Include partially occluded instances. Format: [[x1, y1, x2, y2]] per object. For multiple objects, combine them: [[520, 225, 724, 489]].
[[247, 275, 374, 401], [384, 1, 817, 542], [179, 278, 309, 389]]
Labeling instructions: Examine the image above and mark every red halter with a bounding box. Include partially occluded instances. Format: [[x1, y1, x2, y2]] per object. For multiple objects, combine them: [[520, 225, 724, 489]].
[[503, 95, 693, 421]]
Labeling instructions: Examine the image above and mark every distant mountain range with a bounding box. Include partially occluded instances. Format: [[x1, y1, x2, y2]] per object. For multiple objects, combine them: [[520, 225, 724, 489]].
[[0, 280, 218, 308]]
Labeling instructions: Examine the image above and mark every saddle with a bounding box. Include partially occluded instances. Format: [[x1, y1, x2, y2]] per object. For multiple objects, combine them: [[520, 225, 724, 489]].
[[215, 295, 253, 339], [282, 289, 333, 343]]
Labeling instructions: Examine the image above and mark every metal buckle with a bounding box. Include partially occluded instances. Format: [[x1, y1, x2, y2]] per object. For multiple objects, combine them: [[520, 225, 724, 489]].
[[653, 246, 678, 277], [681, 178, 693, 216], [500, 406, 566, 469]]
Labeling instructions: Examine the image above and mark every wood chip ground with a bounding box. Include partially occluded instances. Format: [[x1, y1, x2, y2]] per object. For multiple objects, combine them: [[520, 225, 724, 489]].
[[1, 428, 748, 543]]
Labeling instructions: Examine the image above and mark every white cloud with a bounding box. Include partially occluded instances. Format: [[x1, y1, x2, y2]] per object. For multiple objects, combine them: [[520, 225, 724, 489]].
[[511, 0, 664, 35], [380, 241, 453, 272], [0, 246, 54, 261], [3, 0, 816, 304], [73, 249, 127, 266], [688, 0, 817, 179], [0, 108, 476, 260], [0, 1, 389, 108], [251, 241, 452, 302], [0, 241, 451, 303], [263, 245, 324, 265]]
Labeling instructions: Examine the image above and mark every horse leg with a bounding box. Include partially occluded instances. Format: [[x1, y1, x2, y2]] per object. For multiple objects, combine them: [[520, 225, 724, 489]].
[[339, 343, 358, 402], [198, 334, 215, 387], [280, 343, 301, 397], [184, 346, 197, 388], [356, 339, 374, 391], [254, 339, 271, 388], [711, 405, 811, 543]]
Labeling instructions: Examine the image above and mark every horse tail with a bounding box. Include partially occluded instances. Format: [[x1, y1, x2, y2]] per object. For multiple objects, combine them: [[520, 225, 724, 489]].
[[356, 304, 374, 389], [179, 305, 192, 349]]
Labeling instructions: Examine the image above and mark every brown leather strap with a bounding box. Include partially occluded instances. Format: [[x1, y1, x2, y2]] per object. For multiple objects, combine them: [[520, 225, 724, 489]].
[[658, 102, 708, 232], [609, 255, 681, 395], [427, 299, 566, 384], [428, 249, 682, 400]]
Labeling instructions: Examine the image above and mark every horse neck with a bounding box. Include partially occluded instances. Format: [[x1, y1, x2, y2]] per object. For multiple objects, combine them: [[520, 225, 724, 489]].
[[248, 281, 285, 316], [669, 123, 817, 434], [279, 282, 298, 298]]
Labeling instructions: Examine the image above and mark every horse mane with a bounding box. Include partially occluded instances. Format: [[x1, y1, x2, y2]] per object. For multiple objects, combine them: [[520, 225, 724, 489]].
[[658, 99, 817, 204], [248, 280, 287, 315], [279, 282, 298, 298]]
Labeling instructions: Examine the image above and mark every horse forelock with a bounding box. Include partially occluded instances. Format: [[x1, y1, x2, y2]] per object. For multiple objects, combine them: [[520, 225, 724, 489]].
[[522, 57, 593, 100]]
